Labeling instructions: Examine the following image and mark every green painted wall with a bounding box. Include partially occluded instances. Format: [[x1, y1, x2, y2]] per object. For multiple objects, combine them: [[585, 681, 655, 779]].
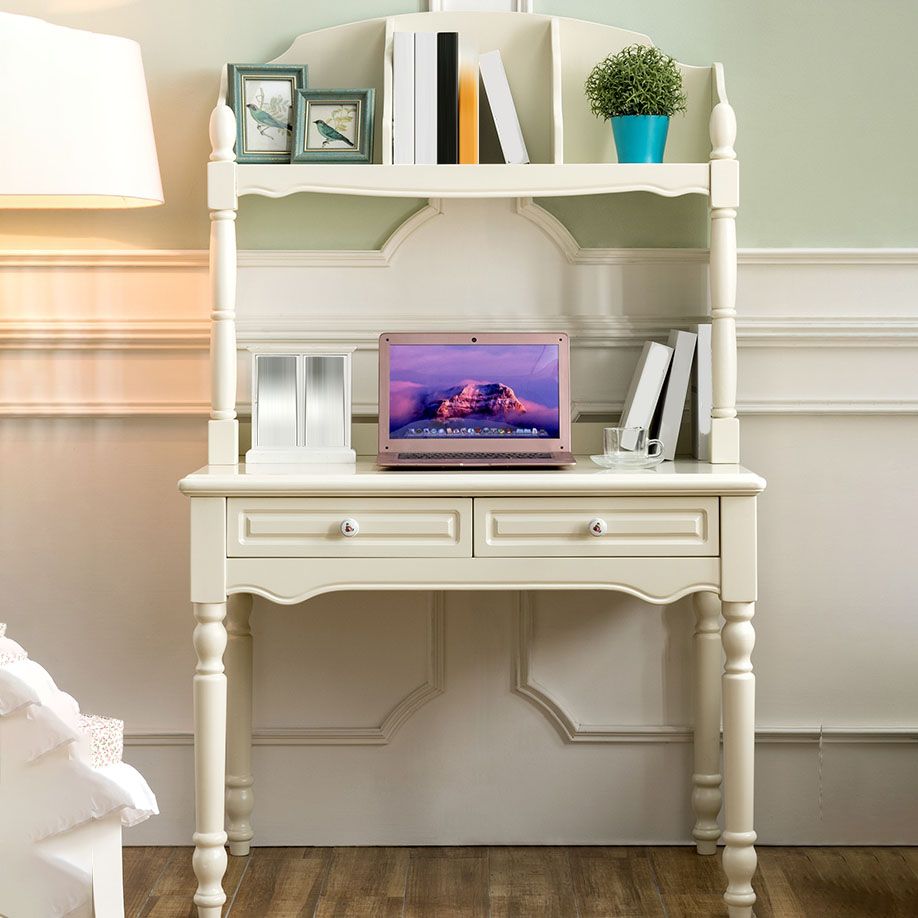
[[1, 1, 915, 249]]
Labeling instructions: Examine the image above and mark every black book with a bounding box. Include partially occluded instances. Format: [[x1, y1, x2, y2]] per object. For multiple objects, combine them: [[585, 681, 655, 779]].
[[437, 31, 459, 164]]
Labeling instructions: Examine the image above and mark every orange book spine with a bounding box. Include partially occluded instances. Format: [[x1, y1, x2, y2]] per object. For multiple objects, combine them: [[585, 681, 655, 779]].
[[458, 45, 478, 164]]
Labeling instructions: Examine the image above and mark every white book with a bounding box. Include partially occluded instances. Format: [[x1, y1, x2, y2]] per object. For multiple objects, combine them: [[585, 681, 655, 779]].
[[392, 32, 415, 164], [691, 323, 713, 461], [619, 340, 674, 449], [651, 329, 698, 461], [414, 31, 438, 165], [479, 49, 529, 165]]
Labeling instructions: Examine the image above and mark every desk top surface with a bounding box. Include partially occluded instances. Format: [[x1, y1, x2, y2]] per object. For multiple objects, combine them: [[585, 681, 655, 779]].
[[180, 458, 766, 498]]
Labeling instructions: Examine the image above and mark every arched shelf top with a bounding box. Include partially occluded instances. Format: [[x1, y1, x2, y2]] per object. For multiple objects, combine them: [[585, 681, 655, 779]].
[[269, 12, 658, 69], [212, 9, 732, 201]]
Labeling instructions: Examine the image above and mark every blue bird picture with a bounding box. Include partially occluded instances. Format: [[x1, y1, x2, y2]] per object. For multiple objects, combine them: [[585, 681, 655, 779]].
[[305, 102, 359, 150], [242, 81, 295, 153], [314, 119, 354, 147], [246, 103, 292, 138]]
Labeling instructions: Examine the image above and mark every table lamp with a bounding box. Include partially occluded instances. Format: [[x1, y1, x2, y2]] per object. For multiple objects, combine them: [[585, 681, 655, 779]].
[[0, 12, 162, 209]]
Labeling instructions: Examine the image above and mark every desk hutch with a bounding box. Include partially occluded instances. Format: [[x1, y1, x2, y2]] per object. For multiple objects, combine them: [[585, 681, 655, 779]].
[[181, 10, 764, 917]]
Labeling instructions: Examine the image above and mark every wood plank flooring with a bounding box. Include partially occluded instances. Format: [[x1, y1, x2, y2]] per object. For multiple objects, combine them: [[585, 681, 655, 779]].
[[125, 846, 918, 917]]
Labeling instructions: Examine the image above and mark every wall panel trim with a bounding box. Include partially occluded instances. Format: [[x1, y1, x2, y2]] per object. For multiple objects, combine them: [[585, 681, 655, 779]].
[[123, 727, 918, 747], [131, 593, 445, 746], [514, 199, 918, 266], [3, 242, 916, 418], [512, 594, 918, 744], [2, 241, 917, 270], [4, 316, 918, 351]]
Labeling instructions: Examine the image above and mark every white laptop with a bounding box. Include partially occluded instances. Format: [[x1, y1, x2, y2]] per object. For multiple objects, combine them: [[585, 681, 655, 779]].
[[377, 332, 574, 468]]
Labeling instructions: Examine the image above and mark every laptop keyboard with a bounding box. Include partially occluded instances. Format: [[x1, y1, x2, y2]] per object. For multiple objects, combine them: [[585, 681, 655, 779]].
[[406, 452, 554, 461]]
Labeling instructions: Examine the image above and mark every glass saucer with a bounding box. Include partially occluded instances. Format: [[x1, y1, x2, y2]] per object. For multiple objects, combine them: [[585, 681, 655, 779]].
[[590, 454, 664, 471]]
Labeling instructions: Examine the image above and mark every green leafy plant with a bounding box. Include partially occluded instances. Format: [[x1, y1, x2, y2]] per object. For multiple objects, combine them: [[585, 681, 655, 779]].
[[585, 44, 687, 119]]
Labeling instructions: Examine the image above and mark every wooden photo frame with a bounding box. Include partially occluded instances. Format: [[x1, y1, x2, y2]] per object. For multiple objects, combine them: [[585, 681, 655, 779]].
[[429, 1, 534, 10], [227, 63, 308, 164], [292, 89, 375, 163]]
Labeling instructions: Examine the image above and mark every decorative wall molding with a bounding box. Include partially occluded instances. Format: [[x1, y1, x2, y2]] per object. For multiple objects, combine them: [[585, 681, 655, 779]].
[[3, 235, 917, 419], [282, 590, 444, 743], [4, 315, 918, 352], [123, 727, 918, 747], [736, 317, 918, 348], [0, 320, 209, 351], [7, 397, 915, 420], [0, 200, 443, 271], [515, 199, 918, 267], [573, 398, 918, 418], [515, 198, 709, 266], [0, 250, 208, 268], [3, 239, 917, 271], [163, 593, 444, 746], [276, 590, 443, 744], [237, 314, 918, 348], [512, 596, 918, 744], [238, 199, 442, 268], [737, 248, 918, 266], [0, 401, 210, 418], [737, 399, 918, 416]]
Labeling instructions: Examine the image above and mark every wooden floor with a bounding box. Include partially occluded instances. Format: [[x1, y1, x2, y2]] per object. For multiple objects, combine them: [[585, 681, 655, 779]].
[[125, 846, 918, 917]]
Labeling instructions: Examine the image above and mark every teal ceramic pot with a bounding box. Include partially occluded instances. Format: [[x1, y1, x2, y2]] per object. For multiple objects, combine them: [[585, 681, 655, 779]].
[[611, 115, 670, 163]]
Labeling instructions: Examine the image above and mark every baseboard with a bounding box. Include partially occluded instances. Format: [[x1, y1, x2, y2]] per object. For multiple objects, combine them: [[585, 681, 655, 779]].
[[124, 725, 917, 747]]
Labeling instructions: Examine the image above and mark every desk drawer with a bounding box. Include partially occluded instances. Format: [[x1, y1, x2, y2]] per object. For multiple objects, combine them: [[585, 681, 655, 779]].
[[227, 498, 471, 557], [474, 497, 718, 557]]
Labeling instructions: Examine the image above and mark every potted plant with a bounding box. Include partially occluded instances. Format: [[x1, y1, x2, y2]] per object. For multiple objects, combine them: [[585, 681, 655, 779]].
[[585, 44, 687, 163]]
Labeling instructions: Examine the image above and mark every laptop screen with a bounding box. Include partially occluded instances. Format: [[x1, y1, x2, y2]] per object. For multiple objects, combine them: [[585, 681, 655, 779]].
[[388, 343, 560, 440]]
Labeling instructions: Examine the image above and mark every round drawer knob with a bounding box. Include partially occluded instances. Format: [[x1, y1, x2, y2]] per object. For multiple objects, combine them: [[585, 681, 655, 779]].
[[340, 518, 360, 538], [588, 518, 607, 537]]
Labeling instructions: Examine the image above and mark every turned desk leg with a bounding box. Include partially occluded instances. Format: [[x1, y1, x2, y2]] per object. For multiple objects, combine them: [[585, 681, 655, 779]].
[[192, 601, 229, 917], [226, 593, 254, 856], [721, 601, 757, 918], [692, 592, 723, 855]]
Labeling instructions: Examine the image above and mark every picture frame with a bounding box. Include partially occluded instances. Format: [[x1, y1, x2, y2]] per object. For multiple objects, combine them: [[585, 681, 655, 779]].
[[429, 0, 533, 10], [246, 347, 356, 465], [292, 89, 375, 163], [227, 63, 308, 164]]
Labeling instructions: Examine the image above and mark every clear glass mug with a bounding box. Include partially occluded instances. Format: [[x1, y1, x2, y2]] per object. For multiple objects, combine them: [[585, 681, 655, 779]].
[[603, 426, 664, 465]]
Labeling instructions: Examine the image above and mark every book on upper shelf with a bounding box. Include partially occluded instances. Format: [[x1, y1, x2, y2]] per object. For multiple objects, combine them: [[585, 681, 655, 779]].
[[391, 30, 529, 168], [414, 32, 438, 165], [690, 323, 713, 461], [458, 37, 479, 164], [479, 49, 529, 165], [650, 329, 697, 461], [392, 32, 415, 165], [620, 340, 673, 450], [437, 32, 459, 164]]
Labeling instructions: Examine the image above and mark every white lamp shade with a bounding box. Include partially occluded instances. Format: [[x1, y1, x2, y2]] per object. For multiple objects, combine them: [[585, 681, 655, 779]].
[[0, 12, 163, 208]]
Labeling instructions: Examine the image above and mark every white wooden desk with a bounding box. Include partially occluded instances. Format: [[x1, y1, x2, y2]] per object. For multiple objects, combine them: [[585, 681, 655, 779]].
[[180, 458, 765, 917]]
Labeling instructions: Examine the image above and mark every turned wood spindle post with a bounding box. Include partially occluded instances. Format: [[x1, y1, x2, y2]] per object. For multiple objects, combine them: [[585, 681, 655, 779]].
[[207, 100, 239, 465], [225, 593, 254, 856], [192, 600, 229, 916], [721, 600, 757, 917], [692, 591, 723, 855], [709, 63, 740, 464]]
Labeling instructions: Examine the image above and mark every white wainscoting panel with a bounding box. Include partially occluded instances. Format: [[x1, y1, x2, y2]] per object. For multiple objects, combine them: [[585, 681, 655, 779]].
[[2, 201, 917, 844]]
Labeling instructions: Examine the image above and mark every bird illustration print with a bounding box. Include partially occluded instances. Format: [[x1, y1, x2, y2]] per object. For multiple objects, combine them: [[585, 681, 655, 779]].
[[314, 119, 355, 147], [246, 103, 292, 138]]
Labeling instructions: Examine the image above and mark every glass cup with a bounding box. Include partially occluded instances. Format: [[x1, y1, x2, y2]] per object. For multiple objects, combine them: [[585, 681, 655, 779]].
[[602, 426, 664, 466]]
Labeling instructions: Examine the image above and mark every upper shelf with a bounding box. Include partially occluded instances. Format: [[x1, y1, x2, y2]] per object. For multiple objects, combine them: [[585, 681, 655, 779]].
[[234, 162, 711, 199], [210, 11, 734, 203]]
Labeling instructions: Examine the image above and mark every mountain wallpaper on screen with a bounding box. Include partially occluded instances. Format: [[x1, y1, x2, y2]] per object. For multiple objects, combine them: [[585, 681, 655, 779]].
[[388, 344, 560, 438]]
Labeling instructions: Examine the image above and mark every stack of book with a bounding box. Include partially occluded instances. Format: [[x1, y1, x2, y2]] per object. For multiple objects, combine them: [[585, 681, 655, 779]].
[[392, 32, 529, 165], [619, 324, 713, 461]]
